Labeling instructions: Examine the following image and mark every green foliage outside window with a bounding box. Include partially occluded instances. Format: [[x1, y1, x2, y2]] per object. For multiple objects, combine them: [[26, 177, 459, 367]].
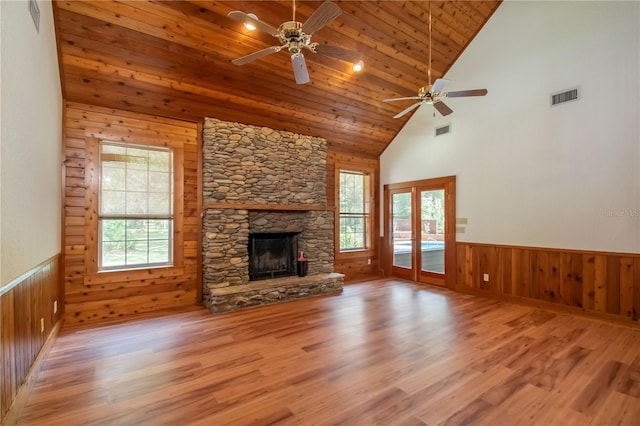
[[339, 171, 368, 251]]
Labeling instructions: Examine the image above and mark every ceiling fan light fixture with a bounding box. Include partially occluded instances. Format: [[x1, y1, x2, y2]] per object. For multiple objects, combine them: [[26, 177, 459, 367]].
[[243, 13, 258, 31], [353, 60, 364, 72]]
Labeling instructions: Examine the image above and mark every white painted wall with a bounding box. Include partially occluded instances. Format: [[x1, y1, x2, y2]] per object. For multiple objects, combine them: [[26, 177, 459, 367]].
[[0, 0, 62, 286], [380, 0, 640, 254]]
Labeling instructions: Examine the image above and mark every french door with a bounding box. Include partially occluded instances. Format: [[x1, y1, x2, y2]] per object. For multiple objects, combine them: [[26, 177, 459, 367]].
[[385, 176, 456, 287]]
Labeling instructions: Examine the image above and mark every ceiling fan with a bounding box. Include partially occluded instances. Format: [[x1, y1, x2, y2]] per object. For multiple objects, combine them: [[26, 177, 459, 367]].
[[383, 2, 487, 119], [228, 0, 362, 85]]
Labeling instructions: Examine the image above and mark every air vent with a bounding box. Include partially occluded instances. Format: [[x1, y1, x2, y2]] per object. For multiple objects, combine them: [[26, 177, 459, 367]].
[[435, 124, 451, 137], [551, 88, 579, 106]]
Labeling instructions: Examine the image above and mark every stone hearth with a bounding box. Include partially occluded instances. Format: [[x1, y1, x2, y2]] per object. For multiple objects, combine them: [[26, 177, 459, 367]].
[[202, 118, 344, 313], [207, 273, 344, 314]]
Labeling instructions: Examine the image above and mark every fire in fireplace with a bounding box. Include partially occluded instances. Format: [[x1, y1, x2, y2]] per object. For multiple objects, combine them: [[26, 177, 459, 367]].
[[248, 232, 299, 280]]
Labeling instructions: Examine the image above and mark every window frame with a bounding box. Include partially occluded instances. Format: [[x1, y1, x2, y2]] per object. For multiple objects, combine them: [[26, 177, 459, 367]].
[[97, 141, 175, 271], [82, 137, 184, 279], [335, 167, 374, 255]]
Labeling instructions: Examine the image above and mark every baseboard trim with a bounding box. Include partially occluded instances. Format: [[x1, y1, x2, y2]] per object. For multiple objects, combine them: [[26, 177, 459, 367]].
[[454, 284, 640, 329]]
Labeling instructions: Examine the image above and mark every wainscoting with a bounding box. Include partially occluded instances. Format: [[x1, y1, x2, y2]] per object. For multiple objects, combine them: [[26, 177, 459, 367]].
[[456, 242, 640, 324], [1, 255, 62, 423]]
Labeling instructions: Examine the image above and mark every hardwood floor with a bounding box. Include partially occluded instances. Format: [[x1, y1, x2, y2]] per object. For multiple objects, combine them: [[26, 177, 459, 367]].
[[14, 279, 640, 425]]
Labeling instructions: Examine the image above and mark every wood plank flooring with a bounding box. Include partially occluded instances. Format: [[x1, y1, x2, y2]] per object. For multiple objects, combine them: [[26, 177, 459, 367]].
[[14, 279, 640, 425]]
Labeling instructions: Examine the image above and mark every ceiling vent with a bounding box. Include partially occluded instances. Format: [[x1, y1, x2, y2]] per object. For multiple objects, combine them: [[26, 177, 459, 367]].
[[551, 88, 579, 106], [435, 123, 451, 137]]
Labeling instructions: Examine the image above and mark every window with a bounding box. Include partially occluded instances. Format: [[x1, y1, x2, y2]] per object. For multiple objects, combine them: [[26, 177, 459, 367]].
[[338, 170, 370, 251], [99, 142, 173, 270]]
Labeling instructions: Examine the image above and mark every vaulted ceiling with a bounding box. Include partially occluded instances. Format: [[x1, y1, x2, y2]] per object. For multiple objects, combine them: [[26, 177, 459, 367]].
[[53, 1, 501, 158]]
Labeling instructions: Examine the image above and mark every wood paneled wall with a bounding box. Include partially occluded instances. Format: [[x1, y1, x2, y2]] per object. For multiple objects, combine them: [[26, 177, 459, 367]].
[[327, 151, 381, 281], [456, 242, 640, 323], [62, 102, 200, 324], [1, 255, 62, 423]]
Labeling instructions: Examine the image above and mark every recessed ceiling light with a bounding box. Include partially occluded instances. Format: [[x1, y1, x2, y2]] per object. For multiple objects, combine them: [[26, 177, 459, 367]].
[[244, 13, 258, 31], [353, 60, 364, 72]]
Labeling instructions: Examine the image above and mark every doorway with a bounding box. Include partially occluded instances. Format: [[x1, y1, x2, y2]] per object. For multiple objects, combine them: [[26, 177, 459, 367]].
[[384, 176, 456, 288]]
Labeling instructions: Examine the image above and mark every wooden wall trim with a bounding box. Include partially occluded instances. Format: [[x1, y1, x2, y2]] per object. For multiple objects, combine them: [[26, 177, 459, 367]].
[[0, 255, 61, 296], [457, 240, 640, 258], [1, 254, 62, 423], [455, 283, 640, 330], [202, 202, 333, 211], [456, 241, 640, 325], [196, 121, 203, 303], [2, 321, 63, 425]]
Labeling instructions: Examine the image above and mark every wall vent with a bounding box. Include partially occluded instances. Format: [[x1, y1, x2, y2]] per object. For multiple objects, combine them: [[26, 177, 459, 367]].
[[551, 88, 579, 106], [435, 123, 451, 137]]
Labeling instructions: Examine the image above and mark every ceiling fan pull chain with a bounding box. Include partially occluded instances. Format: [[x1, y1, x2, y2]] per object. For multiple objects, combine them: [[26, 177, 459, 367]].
[[428, 0, 432, 87]]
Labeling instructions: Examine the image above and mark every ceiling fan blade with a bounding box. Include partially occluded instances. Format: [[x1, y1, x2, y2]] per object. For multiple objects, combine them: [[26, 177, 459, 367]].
[[292, 54, 310, 84], [314, 44, 362, 62], [446, 89, 488, 98], [232, 46, 280, 65], [433, 100, 454, 116], [393, 102, 423, 119], [302, 0, 342, 35], [431, 78, 450, 93], [383, 96, 422, 103], [228, 11, 279, 36]]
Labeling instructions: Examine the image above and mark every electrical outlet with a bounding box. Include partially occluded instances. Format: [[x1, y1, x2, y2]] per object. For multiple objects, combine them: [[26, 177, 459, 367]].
[[54, 300, 58, 314], [40, 318, 45, 333], [367, 258, 371, 265], [483, 273, 489, 282]]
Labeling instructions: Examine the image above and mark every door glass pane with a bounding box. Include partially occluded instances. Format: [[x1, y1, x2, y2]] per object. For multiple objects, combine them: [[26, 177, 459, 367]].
[[420, 189, 445, 274], [392, 192, 412, 268]]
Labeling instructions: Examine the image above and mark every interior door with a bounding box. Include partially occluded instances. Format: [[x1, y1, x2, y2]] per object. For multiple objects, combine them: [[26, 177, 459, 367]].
[[390, 188, 415, 280]]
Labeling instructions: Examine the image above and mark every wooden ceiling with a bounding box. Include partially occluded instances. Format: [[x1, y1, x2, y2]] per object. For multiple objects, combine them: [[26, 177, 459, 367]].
[[53, 1, 501, 158]]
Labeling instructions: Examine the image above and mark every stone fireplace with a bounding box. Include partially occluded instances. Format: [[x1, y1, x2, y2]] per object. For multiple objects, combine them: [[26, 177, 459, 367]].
[[202, 118, 344, 313]]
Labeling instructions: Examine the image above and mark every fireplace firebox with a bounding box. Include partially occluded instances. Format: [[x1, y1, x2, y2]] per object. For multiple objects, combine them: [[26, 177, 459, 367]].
[[248, 232, 299, 281]]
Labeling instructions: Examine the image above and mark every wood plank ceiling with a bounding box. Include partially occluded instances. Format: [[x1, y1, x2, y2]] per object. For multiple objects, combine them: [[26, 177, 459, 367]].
[[53, 1, 502, 158]]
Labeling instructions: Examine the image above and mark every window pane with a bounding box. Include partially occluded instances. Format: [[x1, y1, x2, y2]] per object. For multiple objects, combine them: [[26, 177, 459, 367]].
[[340, 214, 365, 250], [149, 171, 171, 193], [127, 169, 148, 192], [126, 239, 149, 266], [125, 147, 149, 170], [339, 172, 365, 214], [102, 163, 125, 191], [102, 219, 126, 243], [148, 192, 171, 215], [100, 218, 172, 269], [99, 141, 173, 271], [125, 219, 147, 241], [101, 219, 127, 268], [148, 220, 171, 264], [339, 171, 368, 252], [149, 150, 170, 171], [101, 190, 126, 215], [126, 191, 148, 215]]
